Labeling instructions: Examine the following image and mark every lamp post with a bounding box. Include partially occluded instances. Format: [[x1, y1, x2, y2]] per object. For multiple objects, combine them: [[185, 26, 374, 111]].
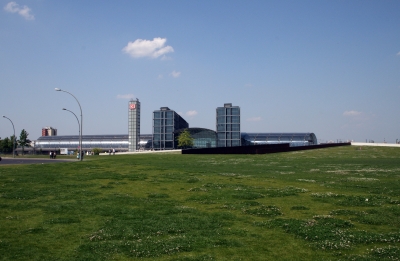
[[2, 115, 16, 158], [62, 108, 80, 156], [55, 88, 83, 161]]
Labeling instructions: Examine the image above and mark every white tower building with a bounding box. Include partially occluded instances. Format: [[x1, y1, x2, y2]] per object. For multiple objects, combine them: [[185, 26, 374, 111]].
[[128, 99, 140, 152]]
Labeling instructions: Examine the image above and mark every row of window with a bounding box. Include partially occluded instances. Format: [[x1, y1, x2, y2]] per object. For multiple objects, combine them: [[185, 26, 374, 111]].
[[153, 141, 174, 149], [153, 134, 174, 141], [216, 107, 240, 116], [153, 111, 174, 119], [217, 140, 240, 147], [153, 119, 174, 126], [153, 126, 174, 133], [217, 124, 240, 131], [218, 132, 240, 139], [217, 116, 240, 123]]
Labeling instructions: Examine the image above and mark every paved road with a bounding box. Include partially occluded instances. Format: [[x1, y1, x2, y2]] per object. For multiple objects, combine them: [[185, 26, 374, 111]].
[[0, 157, 77, 165]]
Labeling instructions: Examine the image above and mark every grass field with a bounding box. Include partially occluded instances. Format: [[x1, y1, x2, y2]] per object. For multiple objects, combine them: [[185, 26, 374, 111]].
[[0, 146, 399, 260]]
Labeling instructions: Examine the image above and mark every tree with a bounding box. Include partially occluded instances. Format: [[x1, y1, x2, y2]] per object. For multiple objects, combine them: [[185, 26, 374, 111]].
[[18, 129, 31, 155], [0, 137, 9, 153], [177, 129, 194, 149], [0, 136, 16, 154]]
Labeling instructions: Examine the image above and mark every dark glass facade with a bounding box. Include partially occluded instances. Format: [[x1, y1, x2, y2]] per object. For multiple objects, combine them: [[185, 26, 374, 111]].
[[174, 128, 217, 148], [241, 133, 318, 147], [152, 107, 189, 150], [216, 103, 241, 147]]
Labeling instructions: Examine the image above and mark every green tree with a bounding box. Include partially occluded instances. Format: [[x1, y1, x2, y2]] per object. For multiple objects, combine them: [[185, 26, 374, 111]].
[[177, 129, 194, 149], [0, 137, 10, 153], [18, 129, 31, 155], [0, 136, 16, 154]]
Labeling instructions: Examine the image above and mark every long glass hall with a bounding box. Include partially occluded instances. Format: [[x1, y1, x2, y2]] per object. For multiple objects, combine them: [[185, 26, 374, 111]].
[[35, 134, 153, 152], [241, 133, 317, 147]]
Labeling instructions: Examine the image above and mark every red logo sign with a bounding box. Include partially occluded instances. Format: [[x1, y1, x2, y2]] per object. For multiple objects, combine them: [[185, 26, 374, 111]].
[[129, 104, 136, 110]]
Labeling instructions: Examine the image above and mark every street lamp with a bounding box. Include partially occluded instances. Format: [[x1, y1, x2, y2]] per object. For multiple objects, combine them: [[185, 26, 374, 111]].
[[2, 115, 16, 158], [62, 108, 80, 156], [55, 88, 83, 161]]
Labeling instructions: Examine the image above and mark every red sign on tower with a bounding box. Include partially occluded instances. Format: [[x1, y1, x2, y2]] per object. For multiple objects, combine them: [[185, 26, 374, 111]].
[[129, 104, 136, 110]]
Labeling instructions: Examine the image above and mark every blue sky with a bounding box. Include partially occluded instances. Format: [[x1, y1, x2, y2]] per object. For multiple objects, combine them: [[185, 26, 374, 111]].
[[1, 0, 399, 143]]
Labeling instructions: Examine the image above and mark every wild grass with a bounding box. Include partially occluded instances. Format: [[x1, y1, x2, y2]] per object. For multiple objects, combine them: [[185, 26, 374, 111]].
[[0, 146, 399, 260]]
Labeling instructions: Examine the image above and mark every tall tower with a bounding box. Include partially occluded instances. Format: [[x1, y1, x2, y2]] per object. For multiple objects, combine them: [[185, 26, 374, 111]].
[[128, 99, 140, 152], [216, 103, 241, 147], [152, 107, 188, 150]]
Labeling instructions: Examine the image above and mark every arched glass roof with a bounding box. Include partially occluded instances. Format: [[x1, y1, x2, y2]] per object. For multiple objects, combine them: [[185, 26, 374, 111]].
[[241, 132, 317, 146], [37, 134, 129, 141], [35, 134, 152, 151]]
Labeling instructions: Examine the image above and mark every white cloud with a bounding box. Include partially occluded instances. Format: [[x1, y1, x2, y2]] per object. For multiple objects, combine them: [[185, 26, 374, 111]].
[[4, 2, 34, 20], [122, 37, 174, 59], [186, 110, 198, 117], [170, 70, 181, 78], [343, 110, 362, 116], [116, 94, 135, 99], [247, 117, 262, 122], [397, 51, 400, 56]]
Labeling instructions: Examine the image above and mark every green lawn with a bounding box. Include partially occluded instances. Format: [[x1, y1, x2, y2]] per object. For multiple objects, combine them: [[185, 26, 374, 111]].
[[0, 146, 399, 260]]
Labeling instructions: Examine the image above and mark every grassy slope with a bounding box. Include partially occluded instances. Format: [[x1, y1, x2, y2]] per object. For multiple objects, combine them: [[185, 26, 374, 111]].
[[0, 146, 399, 260]]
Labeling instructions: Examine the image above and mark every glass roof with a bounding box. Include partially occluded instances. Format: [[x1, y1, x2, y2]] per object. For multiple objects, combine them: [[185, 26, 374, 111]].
[[174, 127, 216, 135], [37, 134, 152, 141], [241, 132, 317, 144]]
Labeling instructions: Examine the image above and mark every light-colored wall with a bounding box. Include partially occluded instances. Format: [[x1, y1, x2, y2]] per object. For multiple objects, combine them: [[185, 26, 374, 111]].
[[351, 142, 400, 148]]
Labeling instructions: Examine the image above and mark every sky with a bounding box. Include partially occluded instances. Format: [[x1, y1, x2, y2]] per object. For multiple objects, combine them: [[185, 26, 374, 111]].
[[1, 0, 399, 143]]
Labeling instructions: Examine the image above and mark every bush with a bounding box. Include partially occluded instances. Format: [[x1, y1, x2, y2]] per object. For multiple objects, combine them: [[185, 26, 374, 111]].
[[92, 148, 102, 155]]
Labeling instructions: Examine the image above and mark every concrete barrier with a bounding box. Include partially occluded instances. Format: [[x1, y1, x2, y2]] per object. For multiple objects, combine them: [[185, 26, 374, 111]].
[[351, 142, 400, 148]]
